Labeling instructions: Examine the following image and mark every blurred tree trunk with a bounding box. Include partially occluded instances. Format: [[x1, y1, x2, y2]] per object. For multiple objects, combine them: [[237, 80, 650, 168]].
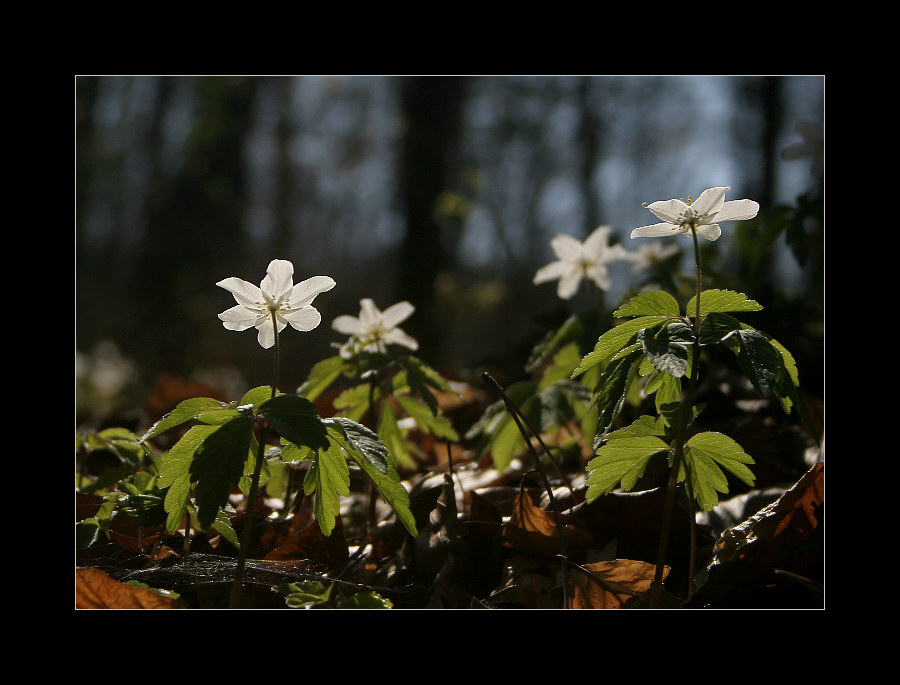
[[397, 76, 466, 359], [135, 76, 260, 373], [578, 76, 602, 237]]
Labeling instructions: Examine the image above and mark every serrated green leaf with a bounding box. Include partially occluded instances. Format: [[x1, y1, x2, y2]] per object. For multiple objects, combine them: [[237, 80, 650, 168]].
[[258, 394, 329, 451], [544, 380, 592, 427], [159, 424, 218, 490], [332, 383, 373, 423], [196, 409, 243, 425], [306, 440, 350, 536], [654, 376, 683, 418], [682, 432, 755, 511], [274, 581, 333, 608], [487, 413, 525, 472], [210, 509, 241, 550], [328, 425, 418, 537], [685, 289, 763, 318], [190, 415, 255, 530], [281, 440, 313, 463], [395, 393, 459, 441], [604, 415, 668, 441], [769, 336, 799, 387], [377, 400, 414, 470], [240, 386, 277, 409], [698, 312, 744, 346], [732, 329, 784, 396], [639, 322, 693, 378], [591, 348, 643, 440], [330, 416, 391, 473], [586, 435, 670, 501], [538, 342, 584, 389], [397, 356, 453, 415], [573, 316, 667, 378], [526, 314, 583, 372], [142, 397, 226, 441], [297, 355, 345, 401], [157, 425, 219, 533], [614, 290, 681, 318], [339, 591, 394, 609]]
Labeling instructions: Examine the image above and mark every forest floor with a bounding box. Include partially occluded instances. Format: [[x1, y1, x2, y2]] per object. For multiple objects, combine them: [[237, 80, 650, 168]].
[[75, 372, 824, 610]]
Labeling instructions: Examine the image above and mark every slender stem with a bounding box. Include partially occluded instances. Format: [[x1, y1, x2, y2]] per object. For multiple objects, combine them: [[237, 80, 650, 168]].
[[684, 476, 697, 599], [650, 225, 703, 608], [482, 372, 569, 608], [229, 423, 268, 608], [270, 310, 280, 400], [366, 377, 378, 537], [229, 311, 280, 608]]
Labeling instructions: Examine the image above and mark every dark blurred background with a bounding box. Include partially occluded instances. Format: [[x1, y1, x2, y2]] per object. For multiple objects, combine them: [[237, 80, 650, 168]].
[[75, 75, 823, 427]]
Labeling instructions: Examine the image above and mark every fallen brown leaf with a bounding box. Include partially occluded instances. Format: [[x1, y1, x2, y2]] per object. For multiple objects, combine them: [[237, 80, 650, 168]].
[[569, 559, 669, 609], [76, 567, 185, 609], [502, 491, 594, 559], [687, 462, 824, 607]]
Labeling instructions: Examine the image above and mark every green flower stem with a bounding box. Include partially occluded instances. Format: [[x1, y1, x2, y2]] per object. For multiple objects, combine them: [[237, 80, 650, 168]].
[[271, 310, 280, 401], [229, 311, 280, 609], [650, 225, 703, 608]]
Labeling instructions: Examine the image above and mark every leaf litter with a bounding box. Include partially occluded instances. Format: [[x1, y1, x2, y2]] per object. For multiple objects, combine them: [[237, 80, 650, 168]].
[[76, 374, 823, 610]]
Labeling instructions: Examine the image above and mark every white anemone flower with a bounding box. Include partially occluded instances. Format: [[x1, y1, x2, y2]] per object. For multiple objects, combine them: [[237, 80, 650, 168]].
[[533, 225, 628, 300], [631, 186, 759, 242], [332, 298, 418, 357], [625, 241, 681, 273], [217, 259, 336, 349]]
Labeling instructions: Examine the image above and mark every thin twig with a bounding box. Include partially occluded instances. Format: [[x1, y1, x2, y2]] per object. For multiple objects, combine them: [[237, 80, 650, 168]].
[[482, 372, 569, 608]]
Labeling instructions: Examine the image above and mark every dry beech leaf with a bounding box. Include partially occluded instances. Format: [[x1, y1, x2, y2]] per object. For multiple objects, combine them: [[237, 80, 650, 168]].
[[713, 462, 823, 566], [76, 567, 185, 609], [570, 559, 668, 609], [502, 491, 593, 558], [689, 463, 824, 607]]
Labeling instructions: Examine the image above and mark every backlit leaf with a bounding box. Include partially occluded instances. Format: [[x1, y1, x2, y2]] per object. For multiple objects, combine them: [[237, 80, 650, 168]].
[[639, 322, 693, 378], [572, 316, 666, 378], [613, 290, 681, 318], [587, 434, 670, 501], [258, 394, 329, 451], [142, 397, 225, 440], [685, 289, 763, 318], [682, 432, 755, 511], [297, 355, 345, 401], [190, 415, 255, 530], [304, 440, 350, 537]]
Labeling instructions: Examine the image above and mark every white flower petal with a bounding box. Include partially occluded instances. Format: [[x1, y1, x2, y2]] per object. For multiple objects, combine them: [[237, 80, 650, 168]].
[[384, 328, 418, 350], [256, 323, 277, 349], [381, 301, 415, 328], [644, 199, 689, 224], [358, 299, 381, 328], [582, 226, 611, 261], [631, 223, 683, 239], [217, 277, 264, 308], [604, 243, 631, 262], [585, 264, 611, 290], [533, 260, 571, 284], [713, 199, 759, 223], [261, 259, 295, 300], [556, 271, 582, 299], [283, 306, 322, 332], [691, 187, 729, 218], [550, 234, 583, 262], [291, 275, 337, 308], [695, 224, 722, 241], [332, 314, 363, 336], [218, 304, 263, 330]]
